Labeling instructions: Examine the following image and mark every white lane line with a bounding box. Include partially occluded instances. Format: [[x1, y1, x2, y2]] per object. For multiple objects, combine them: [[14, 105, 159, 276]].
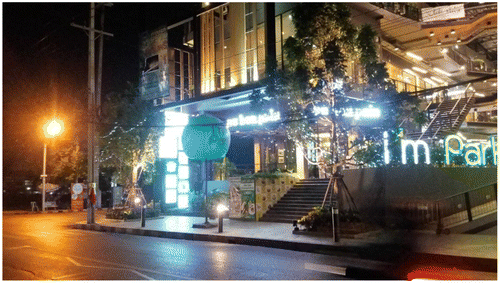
[[3, 234, 29, 240], [4, 245, 31, 250], [304, 262, 347, 276], [72, 265, 157, 280], [459, 243, 497, 248], [18, 245, 193, 280], [52, 271, 88, 280], [130, 269, 155, 280], [66, 257, 82, 266]]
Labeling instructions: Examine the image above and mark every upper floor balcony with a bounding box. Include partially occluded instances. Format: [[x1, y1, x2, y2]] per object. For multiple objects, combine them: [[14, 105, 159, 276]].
[[371, 3, 497, 25]]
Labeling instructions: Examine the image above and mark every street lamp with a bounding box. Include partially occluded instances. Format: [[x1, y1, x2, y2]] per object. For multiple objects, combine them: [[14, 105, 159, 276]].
[[216, 203, 228, 233], [41, 118, 64, 212]]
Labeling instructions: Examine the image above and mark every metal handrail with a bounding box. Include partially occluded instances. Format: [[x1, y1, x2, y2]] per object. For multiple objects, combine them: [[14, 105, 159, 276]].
[[436, 181, 497, 203], [435, 181, 497, 234], [321, 176, 334, 208], [418, 102, 443, 140], [448, 98, 462, 115], [452, 95, 474, 127]]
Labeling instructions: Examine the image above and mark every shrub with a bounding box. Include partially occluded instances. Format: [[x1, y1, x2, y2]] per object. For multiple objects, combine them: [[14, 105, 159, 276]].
[[297, 206, 332, 231]]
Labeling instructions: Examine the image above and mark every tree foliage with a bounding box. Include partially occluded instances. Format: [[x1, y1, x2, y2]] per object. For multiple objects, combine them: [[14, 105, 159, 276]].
[[99, 82, 162, 187], [48, 139, 86, 186], [254, 3, 423, 170]]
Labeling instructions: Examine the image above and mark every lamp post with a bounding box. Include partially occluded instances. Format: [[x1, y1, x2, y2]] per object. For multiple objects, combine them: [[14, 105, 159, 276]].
[[217, 203, 228, 233], [42, 119, 64, 212]]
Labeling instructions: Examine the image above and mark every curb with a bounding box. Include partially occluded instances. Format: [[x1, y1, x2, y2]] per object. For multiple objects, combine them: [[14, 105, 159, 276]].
[[3, 208, 106, 215], [3, 210, 72, 215], [70, 223, 497, 274]]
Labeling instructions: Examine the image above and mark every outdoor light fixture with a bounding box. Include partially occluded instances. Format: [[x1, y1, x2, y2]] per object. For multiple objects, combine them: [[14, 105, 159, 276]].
[[429, 31, 435, 37], [475, 92, 485, 97], [412, 66, 428, 74], [41, 118, 64, 212], [403, 68, 418, 77], [430, 76, 445, 83], [450, 29, 456, 34], [43, 118, 64, 139], [437, 41, 442, 45], [433, 67, 452, 76], [217, 204, 229, 233], [134, 197, 141, 205], [457, 39, 462, 43], [460, 65, 466, 70], [394, 47, 400, 51], [455, 44, 459, 49], [423, 78, 437, 86], [440, 48, 449, 54], [406, 52, 423, 61]]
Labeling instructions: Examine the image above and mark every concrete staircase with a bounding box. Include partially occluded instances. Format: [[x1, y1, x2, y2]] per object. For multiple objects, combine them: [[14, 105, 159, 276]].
[[407, 97, 475, 140], [260, 179, 331, 224]]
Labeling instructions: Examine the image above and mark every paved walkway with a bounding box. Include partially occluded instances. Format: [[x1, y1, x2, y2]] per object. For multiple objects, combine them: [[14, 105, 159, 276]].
[[71, 215, 497, 272]]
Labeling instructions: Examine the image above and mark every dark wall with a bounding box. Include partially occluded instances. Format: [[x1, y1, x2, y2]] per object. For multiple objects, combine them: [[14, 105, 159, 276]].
[[341, 166, 497, 224]]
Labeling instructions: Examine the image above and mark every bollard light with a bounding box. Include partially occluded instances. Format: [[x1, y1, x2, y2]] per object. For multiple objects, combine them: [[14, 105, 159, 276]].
[[217, 204, 228, 233]]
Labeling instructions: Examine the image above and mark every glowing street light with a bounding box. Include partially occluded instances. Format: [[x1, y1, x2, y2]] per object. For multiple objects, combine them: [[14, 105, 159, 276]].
[[41, 118, 64, 212], [217, 204, 229, 233]]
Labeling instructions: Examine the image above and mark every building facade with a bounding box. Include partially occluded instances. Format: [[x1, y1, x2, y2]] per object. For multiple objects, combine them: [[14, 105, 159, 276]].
[[139, 3, 497, 211]]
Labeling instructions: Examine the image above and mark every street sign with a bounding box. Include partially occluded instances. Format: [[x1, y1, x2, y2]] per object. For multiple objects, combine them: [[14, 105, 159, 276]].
[[71, 183, 86, 211], [73, 183, 83, 194]]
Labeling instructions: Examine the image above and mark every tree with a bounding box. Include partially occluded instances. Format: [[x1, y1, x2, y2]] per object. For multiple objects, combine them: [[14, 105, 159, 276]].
[[48, 139, 87, 187], [99, 82, 162, 189], [255, 3, 422, 171]]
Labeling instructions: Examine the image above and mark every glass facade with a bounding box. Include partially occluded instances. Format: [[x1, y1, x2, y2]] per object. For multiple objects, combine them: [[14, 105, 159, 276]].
[[200, 4, 297, 94]]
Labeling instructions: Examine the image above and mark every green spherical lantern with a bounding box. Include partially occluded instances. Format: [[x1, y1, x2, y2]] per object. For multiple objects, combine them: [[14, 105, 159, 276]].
[[181, 114, 231, 161]]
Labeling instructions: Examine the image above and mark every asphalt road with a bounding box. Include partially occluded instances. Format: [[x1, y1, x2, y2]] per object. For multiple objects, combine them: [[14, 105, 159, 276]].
[[3, 211, 391, 280]]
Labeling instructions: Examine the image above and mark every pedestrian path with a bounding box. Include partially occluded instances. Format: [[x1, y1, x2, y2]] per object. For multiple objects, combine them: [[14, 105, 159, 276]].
[[74, 215, 497, 263]]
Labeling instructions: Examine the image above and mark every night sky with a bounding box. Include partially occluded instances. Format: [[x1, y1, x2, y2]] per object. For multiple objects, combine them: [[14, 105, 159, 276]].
[[3, 3, 200, 180]]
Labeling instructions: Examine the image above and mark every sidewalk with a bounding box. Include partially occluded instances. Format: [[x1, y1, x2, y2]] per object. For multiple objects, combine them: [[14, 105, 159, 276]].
[[70, 215, 497, 274]]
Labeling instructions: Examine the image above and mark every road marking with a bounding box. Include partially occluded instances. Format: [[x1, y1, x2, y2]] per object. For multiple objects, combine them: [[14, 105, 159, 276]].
[[66, 257, 82, 266], [130, 269, 155, 280], [62, 264, 156, 280], [3, 234, 30, 240], [459, 243, 496, 248], [52, 272, 87, 280], [9, 243, 193, 280], [305, 262, 347, 276], [4, 245, 31, 250]]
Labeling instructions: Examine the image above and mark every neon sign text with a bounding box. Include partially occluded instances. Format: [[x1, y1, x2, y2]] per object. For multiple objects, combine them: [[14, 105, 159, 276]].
[[383, 131, 498, 166], [383, 132, 430, 165], [445, 135, 497, 166], [313, 105, 381, 120], [227, 109, 281, 128]]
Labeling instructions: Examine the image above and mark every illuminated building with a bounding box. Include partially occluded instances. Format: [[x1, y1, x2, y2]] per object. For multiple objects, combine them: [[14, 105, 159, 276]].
[[139, 3, 497, 211]]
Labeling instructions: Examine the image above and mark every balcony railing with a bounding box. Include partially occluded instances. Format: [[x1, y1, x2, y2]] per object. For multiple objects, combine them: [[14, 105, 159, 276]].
[[447, 48, 497, 75], [372, 3, 497, 24], [371, 3, 420, 21]]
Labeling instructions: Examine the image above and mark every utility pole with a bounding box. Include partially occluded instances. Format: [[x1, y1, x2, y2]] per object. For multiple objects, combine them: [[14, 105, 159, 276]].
[[71, 3, 113, 224]]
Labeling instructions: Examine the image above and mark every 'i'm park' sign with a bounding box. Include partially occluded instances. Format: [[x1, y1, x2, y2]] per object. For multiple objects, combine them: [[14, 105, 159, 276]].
[[383, 132, 498, 166]]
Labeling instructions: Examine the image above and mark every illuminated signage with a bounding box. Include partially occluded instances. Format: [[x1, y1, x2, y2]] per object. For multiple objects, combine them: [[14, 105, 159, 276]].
[[383, 132, 498, 166], [161, 111, 190, 208], [227, 109, 281, 128], [343, 105, 381, 120], [401, 139, 431, 165], [445, 135, 497, 166], [383, 132, 430, 165], [313, 105, 381, 120]]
